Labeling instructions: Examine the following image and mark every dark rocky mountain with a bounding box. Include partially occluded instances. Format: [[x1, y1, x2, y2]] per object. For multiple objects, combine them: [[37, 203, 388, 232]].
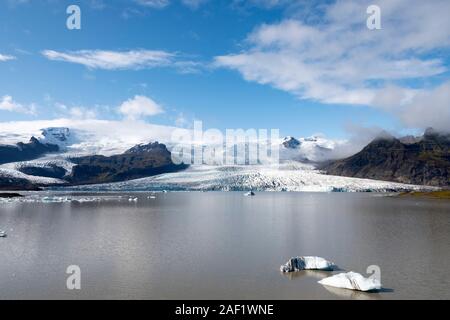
[[0, 137, 59, 165], [321, 128, 450, 187], [0, 176, 42, 191], [18, 164, 67, 179], [68, 142, 188, 185]]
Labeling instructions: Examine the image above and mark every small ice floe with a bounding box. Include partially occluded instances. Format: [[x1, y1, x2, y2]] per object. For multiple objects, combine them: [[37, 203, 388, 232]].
[[244, 191, 255, 196], [318, 271, 382, 292], [128, 197, 138, 202], [280, 256, 336, 272], [76, 197, 102, 203], [41, 196, 72, 203], [0, 230, 7, 238], [147, 194, 156, 199]]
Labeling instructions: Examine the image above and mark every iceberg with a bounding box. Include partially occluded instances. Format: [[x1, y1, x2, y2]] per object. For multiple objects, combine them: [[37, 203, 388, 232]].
[[318, 271, 382, 292], [41, 196, 71, 203], [0, 230, 7, 238], [244, 191, 255, 196], [0, 195, 124, 205], [280, 256, 336, 272]]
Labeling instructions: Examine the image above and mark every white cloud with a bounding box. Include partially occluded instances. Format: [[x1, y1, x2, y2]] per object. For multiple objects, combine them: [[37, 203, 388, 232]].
[[0, 95, 37, 115], [215, 0, 450, 129], [174, 113, 188, 127], [134, 0, 209, 9], [118, 95, 164, 120], [69, 107, 97, 119], [382, 82, 450, 132], [54, 102, 98, 120], [0, 54, 16, 62], [42, 49, 201, 72], [42, 49, 174, 70], [134, 0, 170, 8]]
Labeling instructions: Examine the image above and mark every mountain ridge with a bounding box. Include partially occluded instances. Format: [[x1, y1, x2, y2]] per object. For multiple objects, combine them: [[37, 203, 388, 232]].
[[0, 137, 59, 165], [67, 141, 188, 185], [321, 128, 450, 187]]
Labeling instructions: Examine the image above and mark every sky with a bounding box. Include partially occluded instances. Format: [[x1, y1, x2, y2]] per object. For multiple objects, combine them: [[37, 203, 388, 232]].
[[0, 0, 449, 142]]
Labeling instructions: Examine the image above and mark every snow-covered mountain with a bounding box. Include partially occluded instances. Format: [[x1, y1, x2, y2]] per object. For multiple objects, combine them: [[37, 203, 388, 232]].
[[281, 136, 301, 149], [279, 135, 345, 162], [0, 119, 176, 156], [0, 122, 437, 192], [39, 127, 71, 150]]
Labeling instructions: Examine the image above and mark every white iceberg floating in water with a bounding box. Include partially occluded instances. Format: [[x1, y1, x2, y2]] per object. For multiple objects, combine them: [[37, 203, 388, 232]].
[[280, 256, 336, 272], [0, 230, 7, 238], [318, 271, 382, 292], [244, 191, 255, 196], [41, 196, 71, 203]]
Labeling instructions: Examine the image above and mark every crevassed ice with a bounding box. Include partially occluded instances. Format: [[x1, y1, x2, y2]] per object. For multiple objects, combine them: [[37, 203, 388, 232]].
[[61, 164, 435, 192]]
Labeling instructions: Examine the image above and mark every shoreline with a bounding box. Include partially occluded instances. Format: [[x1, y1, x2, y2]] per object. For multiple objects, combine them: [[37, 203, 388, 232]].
[[398, 190, 450, 200]]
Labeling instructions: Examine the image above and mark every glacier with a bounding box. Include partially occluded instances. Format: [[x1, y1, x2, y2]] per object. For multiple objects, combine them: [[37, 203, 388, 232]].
[[58, 162, 435, 192], [0, 125, 441, 192], [0, 168, 65, 185]]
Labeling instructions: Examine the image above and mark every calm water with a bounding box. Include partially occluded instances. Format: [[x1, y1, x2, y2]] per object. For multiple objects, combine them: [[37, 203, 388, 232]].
[[0, 192, 449, 300]]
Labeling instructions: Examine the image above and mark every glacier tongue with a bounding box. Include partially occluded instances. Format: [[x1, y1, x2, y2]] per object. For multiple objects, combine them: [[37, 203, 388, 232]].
[[0, 168, 65, 185], [59, 163, 434, 192]]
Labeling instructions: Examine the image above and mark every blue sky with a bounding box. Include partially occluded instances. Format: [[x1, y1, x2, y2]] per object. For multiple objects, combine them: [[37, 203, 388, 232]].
[[0, 0, 449, 140]]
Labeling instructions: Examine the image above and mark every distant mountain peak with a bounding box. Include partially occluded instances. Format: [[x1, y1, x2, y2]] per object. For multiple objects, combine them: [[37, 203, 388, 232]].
[[399, 135, 422, 145], [0, 136, 59, 165], [29, 136, 40, 144], [424, 127, 439, 137], [125, 141, 167, 154], [39, 127, 71, 149], [282, 136, 301, 149], [373, 130, 396, 141]]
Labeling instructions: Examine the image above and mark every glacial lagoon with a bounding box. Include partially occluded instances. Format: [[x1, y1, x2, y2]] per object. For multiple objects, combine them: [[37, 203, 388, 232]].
[[0, 192, 449, 299]]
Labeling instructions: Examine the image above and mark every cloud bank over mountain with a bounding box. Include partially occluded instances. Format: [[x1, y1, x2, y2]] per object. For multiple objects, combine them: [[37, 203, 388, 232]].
[[215, 0, 450, 131]]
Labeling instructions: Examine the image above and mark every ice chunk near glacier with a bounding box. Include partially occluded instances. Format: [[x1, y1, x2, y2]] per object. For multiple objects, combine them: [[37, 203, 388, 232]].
[[318, 271, 382, 292], [280, 256, 336, 272], [41, 196, 71, 203], [244, 191, 255, 196], [0, 230, 7, 238]]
